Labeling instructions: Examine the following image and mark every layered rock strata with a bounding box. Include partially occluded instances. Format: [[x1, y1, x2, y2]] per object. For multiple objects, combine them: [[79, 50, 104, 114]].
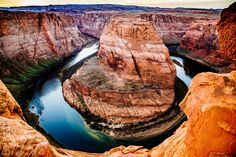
[[104, 71, 236, 157], [74, 9, 220, 44], [63, 16, 177, 138], [179, 2, 236, 72], [2, 70, 236, 156], [0, 11, 90, 99], [0, 11, 88, 62]]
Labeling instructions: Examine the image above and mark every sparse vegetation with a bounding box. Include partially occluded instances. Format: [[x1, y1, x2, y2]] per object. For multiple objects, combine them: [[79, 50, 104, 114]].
[[0, 57, 60, 101]]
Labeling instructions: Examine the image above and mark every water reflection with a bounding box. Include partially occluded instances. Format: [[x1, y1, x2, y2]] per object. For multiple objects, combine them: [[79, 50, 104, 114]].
[[28, 43, 205, 153], [171, 56, 192, 86]]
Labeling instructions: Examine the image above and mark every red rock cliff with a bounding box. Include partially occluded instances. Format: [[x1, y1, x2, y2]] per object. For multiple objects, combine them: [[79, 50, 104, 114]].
[[74, 9, 220, 44], [0, 11, 91, 98], [217, 2, 236, 60], [0, 11, 89, 62], [179, 4, 236, 72]]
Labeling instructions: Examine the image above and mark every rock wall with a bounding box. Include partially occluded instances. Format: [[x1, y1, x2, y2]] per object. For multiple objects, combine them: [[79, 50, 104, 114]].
[[178, 4, 236, 72], [0, 11, 88, 62], [0, 11, 91, 99], [104, 71, 236, 157], [74, 9, 220, 44], [217, 2, 236, 60]]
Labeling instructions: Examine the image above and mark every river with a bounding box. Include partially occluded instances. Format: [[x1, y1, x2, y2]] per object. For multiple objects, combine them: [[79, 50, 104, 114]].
[[27, 42, 209, 153]]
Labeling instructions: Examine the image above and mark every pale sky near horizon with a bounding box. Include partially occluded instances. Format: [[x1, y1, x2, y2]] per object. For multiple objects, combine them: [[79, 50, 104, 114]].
[[0, 0, 234, 9]]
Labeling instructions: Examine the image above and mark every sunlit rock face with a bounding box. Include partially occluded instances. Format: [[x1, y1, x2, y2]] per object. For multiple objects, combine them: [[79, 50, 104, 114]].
[[98, 16, 176, 87], [63, 16, 177, 138], [217, 2, 236, 60], [0, 81, 23, 120], [105, 71, 236, 157], [0, 11, 88, 62], [74, 9, 220, 44], [180, 20, 219, 57], [179, 18, 236, 72]]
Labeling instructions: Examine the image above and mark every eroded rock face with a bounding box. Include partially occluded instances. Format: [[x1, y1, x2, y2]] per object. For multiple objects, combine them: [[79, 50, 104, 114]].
[[98, 16, 176, 87], [0, 11, 88, 62], [0, 80, 24, 120], [180, 20, 219, 57], [0, 11, 90, 99], [105, 71, 236, 157], [179, 19, 236, 72], [217, 2, 236, 60], [63, 16, 177, 138], [1, 69, 236, 156], [75, 9, 220, 44]]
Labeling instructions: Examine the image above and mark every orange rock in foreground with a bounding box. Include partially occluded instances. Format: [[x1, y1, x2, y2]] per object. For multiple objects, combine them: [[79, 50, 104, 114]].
[[104, 71, 236, 157], [0, 80, 24, 120], [1, 69, 236, 157]]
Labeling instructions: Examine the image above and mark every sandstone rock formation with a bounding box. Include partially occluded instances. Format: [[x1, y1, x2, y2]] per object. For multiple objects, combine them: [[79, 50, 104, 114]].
[[0, 80, 100, 157], [74, 9, 220, 44], [217, 2, 236, 60], [63, 16, 178, 138], [0, 80, 24, 120], [0, 11, 88, 62], [179, 20, 236, 72], [1, 72, 236, 157], [0, 11, 91, 99], [104, 71, 236, 157]]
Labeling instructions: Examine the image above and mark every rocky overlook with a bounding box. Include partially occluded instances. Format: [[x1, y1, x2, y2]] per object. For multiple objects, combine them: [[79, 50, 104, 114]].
[[63, 16, 177, 138]]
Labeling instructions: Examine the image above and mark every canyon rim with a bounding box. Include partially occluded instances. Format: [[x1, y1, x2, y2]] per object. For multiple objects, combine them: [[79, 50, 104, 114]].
[[0, 1, 236, 157]]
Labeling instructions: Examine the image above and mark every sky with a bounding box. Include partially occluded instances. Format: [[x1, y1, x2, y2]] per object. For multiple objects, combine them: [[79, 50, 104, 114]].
[[0, 0, 234, 9]]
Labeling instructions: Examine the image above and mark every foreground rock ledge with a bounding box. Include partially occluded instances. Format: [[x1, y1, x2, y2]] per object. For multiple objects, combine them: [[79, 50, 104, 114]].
[[63, 16, 177, 138], [1, 71, 236, 156]]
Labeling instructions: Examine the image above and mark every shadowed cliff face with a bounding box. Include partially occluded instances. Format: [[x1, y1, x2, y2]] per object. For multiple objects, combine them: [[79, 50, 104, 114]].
[[0, 11, 91, 99], [74, 9, 220, 44]]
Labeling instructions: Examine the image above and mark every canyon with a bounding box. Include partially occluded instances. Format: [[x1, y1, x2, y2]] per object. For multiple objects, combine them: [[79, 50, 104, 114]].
[[1, 71, 235, 156], [0, 11, 91, 99], [0, 2, 236, 157], [63, 16, 177, 138]]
